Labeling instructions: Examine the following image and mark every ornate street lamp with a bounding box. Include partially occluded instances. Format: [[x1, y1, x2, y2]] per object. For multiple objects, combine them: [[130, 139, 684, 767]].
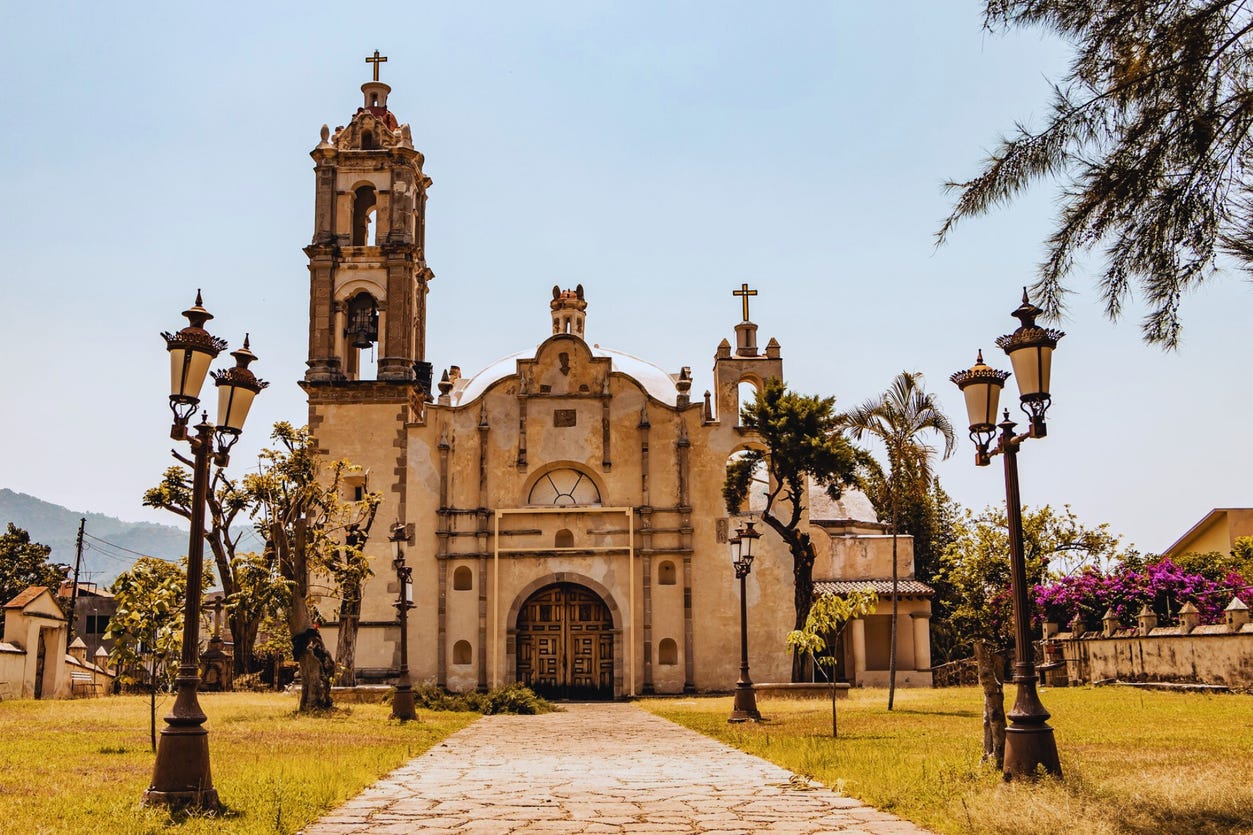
[[144, 292, 266, 811], [728, 521, 762, 723], [390, 522, 417, 722], [950, 289, 1063, 781]]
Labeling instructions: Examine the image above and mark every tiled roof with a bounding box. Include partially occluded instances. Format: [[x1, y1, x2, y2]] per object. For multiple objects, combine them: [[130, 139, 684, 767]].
[[4, 586, 49, 609], [814, 579, 934, 598]]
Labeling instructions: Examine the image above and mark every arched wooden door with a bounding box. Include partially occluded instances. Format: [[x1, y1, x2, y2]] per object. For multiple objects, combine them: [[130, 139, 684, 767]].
[[516, 583, 614, 700]]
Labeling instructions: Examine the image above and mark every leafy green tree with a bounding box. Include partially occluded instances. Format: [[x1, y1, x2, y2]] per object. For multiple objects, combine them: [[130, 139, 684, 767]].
[[723, 378, 865, 681], [105, 556, 212, 690], [244, 422, 379, 712], [939, 1, 1253, 348], [144, 463, 258, 674], [786, 589, 878, 737], [1169, 536, 1253, 584], [843, 371, 956, 709], [936, 503, 1126, 765], [0, 524, 66, 631]]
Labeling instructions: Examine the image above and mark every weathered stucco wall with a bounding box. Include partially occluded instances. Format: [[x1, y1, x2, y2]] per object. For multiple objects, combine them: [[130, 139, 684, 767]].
[[1060, 628, 1253, 688]]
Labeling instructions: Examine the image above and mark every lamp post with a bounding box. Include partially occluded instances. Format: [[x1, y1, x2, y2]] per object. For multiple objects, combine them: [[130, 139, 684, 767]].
[[390, 522, 417, 722], [728, 521, 762, 723], [950, 289, 1063, 781], [144, 292, 266, 809]]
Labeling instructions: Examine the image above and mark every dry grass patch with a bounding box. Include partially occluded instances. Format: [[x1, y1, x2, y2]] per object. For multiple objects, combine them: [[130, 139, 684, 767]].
[[0, 692, 478, 834], [640, 686, 1253, 834]]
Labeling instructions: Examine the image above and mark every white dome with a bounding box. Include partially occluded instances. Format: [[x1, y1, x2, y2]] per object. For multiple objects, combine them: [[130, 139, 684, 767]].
[[451, 343, 680, 406]]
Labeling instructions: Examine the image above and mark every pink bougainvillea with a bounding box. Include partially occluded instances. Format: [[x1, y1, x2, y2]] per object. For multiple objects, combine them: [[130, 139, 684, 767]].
[[1035, 558, 1252, 628]]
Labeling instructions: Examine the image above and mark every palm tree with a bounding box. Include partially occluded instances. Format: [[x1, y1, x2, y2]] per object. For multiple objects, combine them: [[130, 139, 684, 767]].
[[844, 371, 956, 709]]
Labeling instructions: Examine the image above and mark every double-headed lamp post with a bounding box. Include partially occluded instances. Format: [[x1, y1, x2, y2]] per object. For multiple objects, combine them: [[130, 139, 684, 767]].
[[145, 292, 266, 810], [728, 521, 763, 723], [390, 522, 417, 722], [950, 289, 1063, 781]]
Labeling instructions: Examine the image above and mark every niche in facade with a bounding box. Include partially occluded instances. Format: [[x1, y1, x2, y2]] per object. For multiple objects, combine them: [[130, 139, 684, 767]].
[[452, 566, 473, 591]]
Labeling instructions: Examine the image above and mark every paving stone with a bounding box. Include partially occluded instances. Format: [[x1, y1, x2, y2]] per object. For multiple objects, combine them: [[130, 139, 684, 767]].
[[299, 703, 931, 834]]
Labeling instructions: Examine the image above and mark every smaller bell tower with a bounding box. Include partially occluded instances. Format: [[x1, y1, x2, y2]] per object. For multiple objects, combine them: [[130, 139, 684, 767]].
[[550, 284, 588, 338], [303, 52, 434, 394], [712, 283, 782, 423]]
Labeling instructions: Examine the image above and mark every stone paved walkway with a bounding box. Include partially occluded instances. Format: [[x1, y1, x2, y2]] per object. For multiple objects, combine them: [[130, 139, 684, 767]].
[[301, 703, 930, 834]]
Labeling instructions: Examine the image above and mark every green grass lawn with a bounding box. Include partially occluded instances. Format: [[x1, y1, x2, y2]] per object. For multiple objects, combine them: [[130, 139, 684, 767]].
[[0, 692, 478, 834], [640, 686, 1253, 835]]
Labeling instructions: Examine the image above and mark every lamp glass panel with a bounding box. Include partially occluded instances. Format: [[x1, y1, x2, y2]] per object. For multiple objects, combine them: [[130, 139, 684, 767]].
[[217, 384, 257, 433], [962, 380, 1002, 429], [1008, 345, 1052, 398], [171, 347, 214, 401]]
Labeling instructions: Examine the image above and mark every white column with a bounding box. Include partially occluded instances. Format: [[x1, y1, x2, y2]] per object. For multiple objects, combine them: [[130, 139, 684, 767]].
[[912, 611, 932, 671], [850, 617, 866, 685]]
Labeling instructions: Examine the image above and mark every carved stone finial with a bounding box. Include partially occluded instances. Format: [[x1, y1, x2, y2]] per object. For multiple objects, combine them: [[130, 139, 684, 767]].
[[320, 124, 330, 143]]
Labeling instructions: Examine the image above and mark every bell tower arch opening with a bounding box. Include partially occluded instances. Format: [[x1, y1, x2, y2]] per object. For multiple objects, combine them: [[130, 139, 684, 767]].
[[343, 291, 380, 380]]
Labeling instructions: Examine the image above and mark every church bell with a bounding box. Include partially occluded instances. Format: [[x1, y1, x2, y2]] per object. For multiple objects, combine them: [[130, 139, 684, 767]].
[[346, 294, 379, 349]]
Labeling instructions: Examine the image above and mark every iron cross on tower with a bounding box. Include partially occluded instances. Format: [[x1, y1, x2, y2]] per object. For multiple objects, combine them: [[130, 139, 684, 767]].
[[366, 50, 388, 81], [732, 283, 757, 321]]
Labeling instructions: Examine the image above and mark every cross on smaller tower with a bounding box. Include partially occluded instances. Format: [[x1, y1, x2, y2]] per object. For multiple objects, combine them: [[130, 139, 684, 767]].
[[366, 50, 388, 82], [732, 283, 758, 322]]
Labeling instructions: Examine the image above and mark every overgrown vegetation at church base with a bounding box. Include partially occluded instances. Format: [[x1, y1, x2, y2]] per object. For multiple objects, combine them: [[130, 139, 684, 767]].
[[411, 682, 555, 714], [0, 692, 477, 834], [641, 687, 1253, 834]]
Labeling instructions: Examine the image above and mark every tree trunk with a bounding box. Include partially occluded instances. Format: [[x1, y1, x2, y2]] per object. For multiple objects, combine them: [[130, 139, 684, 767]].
[[829, 635, 839, 738], [756, 509, 815, 683], [887, 478, 900, 711], [786, 532, 817, 682], [281, 517, 335, 713], [974, 641, 1006, 768], [334, 586, 361, 687], [888, 529, 899, 710], [228, 609, 258, 675]]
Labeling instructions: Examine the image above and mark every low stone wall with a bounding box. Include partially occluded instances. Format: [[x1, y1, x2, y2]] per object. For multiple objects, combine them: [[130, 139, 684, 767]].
[[1056, 627, 1253, 690], [330, 684, 394, 704], [754, 682, 851, 700]]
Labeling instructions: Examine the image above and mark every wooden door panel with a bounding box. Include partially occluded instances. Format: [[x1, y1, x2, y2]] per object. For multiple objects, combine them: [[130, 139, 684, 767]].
[[516, 583, 613, 699]]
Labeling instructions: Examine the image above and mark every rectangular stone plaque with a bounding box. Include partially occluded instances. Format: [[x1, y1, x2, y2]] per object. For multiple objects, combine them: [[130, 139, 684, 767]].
[[554, 409, 577, 427]]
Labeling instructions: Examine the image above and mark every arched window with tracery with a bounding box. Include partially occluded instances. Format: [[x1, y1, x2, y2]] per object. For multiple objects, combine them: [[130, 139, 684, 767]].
[[527, 468, 601, 506]]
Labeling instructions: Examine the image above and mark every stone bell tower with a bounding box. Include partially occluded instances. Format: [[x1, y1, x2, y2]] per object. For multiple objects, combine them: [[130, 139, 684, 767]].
[[303, 52, 434, 393], [712, 283, 782, 422]]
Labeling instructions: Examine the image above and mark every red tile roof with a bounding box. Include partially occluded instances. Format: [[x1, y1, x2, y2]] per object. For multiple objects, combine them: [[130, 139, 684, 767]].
[[4, 586, 49, 609], [814, 579, 934, 598]]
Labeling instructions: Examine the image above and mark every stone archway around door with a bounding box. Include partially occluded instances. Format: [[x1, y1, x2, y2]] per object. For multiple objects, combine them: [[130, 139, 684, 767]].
[[515, 583, 615, 700]]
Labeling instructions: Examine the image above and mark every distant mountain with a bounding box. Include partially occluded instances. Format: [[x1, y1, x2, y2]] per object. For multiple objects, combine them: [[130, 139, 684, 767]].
[[0, 489, 202, 588]]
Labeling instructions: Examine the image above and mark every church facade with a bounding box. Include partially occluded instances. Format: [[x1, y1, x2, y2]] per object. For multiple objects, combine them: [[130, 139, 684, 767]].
[[299, 66, 933, 697]]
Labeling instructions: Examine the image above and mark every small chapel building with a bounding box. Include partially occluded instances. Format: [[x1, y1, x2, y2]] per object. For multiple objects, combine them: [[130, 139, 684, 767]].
[[300, 62, 934, 698]]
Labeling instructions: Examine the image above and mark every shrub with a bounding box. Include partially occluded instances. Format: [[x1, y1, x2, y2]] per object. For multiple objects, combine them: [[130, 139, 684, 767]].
[[409, 682, 554, 715]]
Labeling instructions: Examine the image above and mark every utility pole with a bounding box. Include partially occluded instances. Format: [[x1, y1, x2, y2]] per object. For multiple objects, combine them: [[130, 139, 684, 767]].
[[67, 517, 86, 649]]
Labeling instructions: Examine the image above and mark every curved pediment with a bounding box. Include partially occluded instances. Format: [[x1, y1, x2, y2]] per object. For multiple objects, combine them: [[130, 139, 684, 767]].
[[517, 335, 610, 397], [333, 109, 403, 151]]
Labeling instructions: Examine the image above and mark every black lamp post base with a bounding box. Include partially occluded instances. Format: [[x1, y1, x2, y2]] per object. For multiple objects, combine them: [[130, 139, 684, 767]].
[[728, 683, 762, 723], [141, 786, 221, 811], [1004, 723, 1062, 780], [392, 683, 417, 722], [142, 730, 220, 811]]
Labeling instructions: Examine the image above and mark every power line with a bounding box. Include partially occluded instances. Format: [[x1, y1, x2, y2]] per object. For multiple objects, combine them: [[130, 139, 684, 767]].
[[83, 532, 178, 561]]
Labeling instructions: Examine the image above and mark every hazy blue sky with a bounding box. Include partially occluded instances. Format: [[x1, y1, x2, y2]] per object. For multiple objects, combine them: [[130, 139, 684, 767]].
[[2, 1, 1249, 560]]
